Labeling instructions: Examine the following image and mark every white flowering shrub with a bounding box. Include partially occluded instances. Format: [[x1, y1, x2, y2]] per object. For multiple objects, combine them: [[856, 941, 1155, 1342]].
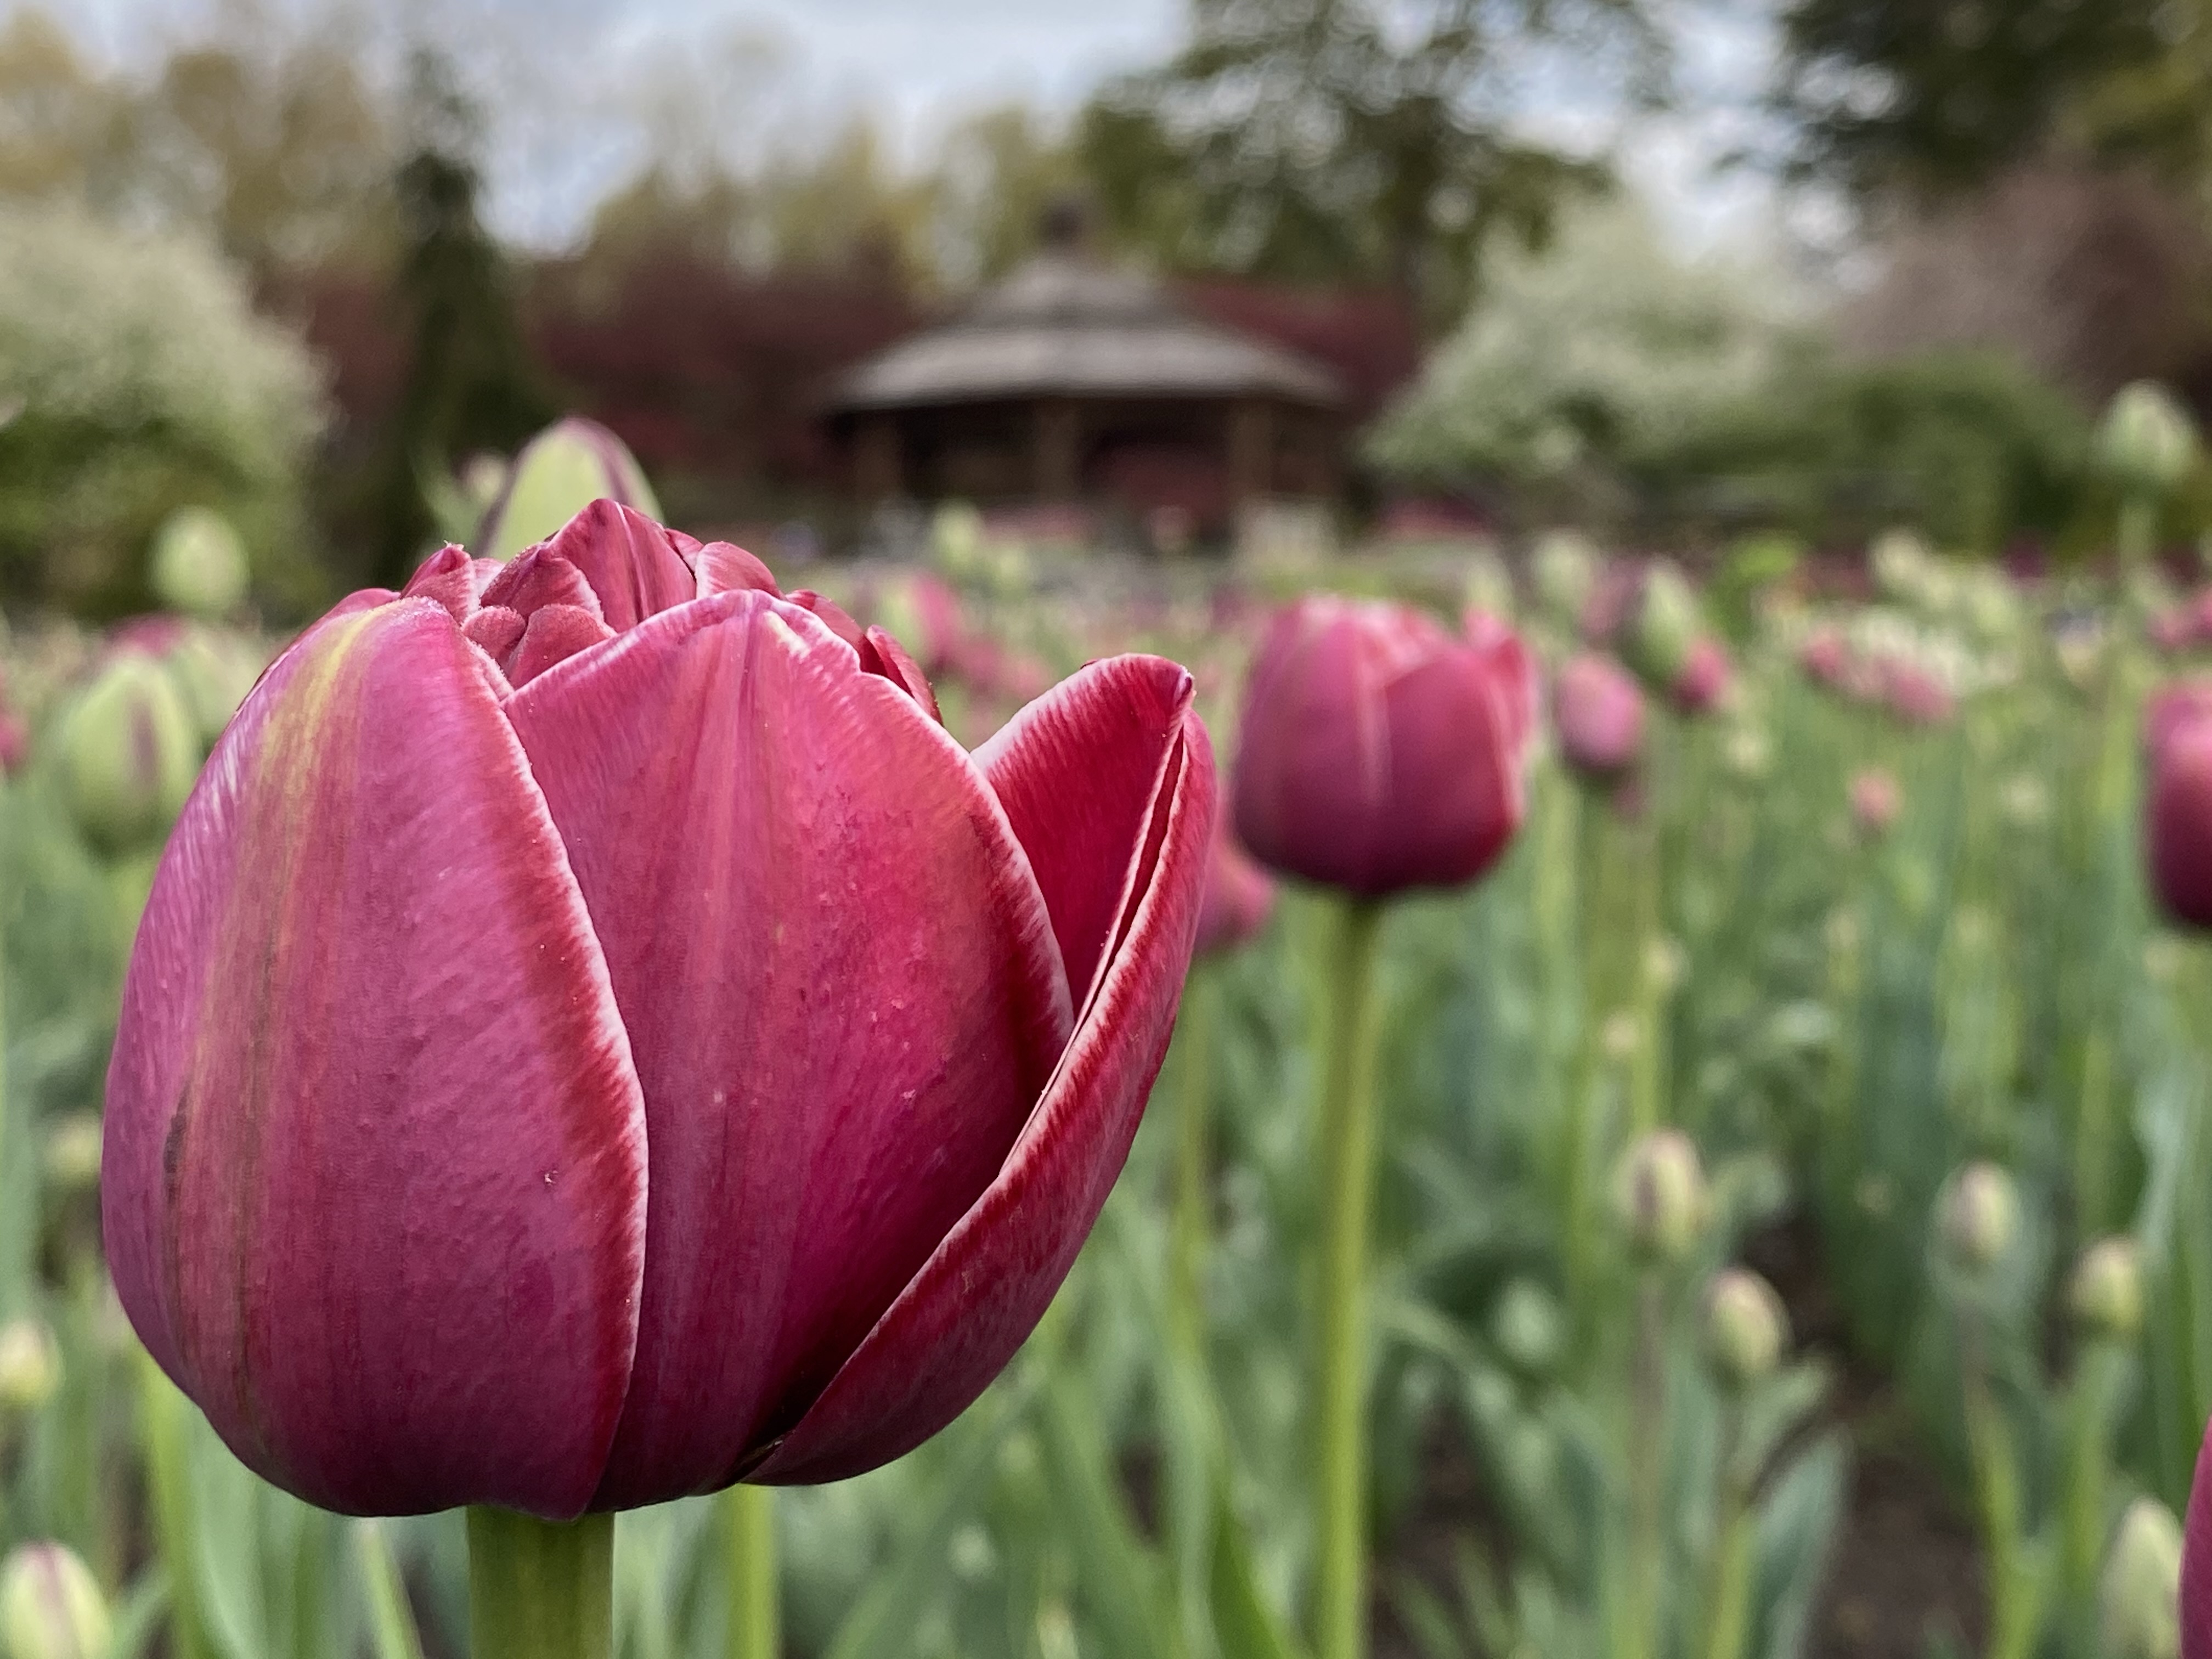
[[0, 203, 325, 612]]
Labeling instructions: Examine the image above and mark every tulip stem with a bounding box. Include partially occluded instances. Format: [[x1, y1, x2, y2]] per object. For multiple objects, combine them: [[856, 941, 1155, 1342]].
[[724, 1483, 780, 1659], [1313, 897, 1385, 1659], [1170, 961, 1220, 1355], [466, 1508, 613, 1659]]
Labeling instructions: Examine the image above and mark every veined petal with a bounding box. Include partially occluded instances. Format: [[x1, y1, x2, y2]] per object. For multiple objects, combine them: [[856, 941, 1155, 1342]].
[[101, 599, 648, 1519], [541, 501, 698, 632], [750, 687, 1215, 1484], [502, 590, 1074, 1509], [975, 656, 1200, 1007], [692, 540, 779, 599]]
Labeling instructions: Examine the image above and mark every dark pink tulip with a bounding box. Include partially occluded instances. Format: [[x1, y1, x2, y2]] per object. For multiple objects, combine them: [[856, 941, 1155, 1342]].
[[1232, 596, 1532, 898], [2153, 607, 2194, 656], [1672, 636, 1731, 715], [2148, 692, 2212, 927], [103, 499, 1215, 1518], [1850, 768, 1901, 836], [1195, 820, 1276, 956], [2148, 680, 2212, 759], [1798, 628, 1850, 690], [1554, 653, 1645, 778], [1880, 656, 1955, 726], [2187, 1415, 2212, 1656]]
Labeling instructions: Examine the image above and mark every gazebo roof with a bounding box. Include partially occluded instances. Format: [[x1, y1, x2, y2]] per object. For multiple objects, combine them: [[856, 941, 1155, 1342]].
[[828, 251, 1344, 414]]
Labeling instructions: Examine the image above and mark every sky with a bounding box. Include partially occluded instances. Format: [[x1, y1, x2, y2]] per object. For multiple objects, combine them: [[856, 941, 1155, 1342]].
[[35, 0, 1792, 258]]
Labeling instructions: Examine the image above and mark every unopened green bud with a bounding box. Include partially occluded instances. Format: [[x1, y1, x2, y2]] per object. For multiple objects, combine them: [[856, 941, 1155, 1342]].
[[149, 506, 248, 620], [2099, 1496, 2181, 1659], [41, 1115, 101, 1197], [0, 1545, 108, 1659], [1491, 1279, 1566, 1378], [477, 417, 660, 561], [160, 627, 262, 751], [1613, 1129, 1708, 1263], [2100, 381, 2198, 497], [1702, 1268, 1787, 1390], [1531, 531, 1596, 623], [53, 654, 199, 858], [1629, 562, 1700, 687], [930, 501, 988, 580], [2069, 1236, 2143, 1343], [0, 1321, 60, 1417], [1939, 1161, 2018, 1272]]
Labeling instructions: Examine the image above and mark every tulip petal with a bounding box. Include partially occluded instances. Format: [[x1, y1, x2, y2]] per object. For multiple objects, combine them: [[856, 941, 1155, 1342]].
[[102, 599, 648, 1519], [502, 590, 1075, 1508], [863, 625, 941, 722], [750, 674, 1215, 1485], [542, 500, 698, 632], [977, 656, 1201, 1006], [400, 544, 481, 625], [506, 603, 617, 688], [692, 540, 780, 599], [480, 545, 606, 623]]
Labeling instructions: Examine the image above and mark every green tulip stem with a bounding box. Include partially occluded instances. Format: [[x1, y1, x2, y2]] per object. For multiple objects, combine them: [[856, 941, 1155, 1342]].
[[466, 1507, 613, 1659], [724, 1483, 779, 1659], [139, 1351, 212, 1659], [2060, 1339, 2128, 1618], [1170, 960, 1220, 1356], [2118, 494, 2158, 575], [1956, 1313, 2040, 1659], [1701, 1404, 1753, 1659], [1623, 1272, 1667, 1659], [1312, 896, 1385, 1659]]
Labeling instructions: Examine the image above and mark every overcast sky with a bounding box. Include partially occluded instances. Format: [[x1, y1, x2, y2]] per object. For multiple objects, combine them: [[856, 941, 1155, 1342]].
[[33, 0, 1788, 256]]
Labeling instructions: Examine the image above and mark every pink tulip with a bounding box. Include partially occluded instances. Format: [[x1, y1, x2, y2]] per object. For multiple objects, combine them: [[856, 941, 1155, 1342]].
[[2148, 689, 2212, 927], [103, 500, 1215, 1519], [1232, 596, 1532, 898], [1880, 656, 1954, 726], [1798, 628, 1849, 690], [1195, 820, 1276, 956], [1849, 768, 1901, 836], [1672, 636, 1731, 715], [2188, 1416, 2212, 1657], [1554, 653, 1645, 778]]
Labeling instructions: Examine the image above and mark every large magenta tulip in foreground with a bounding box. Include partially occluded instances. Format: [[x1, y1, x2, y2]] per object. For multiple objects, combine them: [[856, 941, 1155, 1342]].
[[103, 501, 1215, 1519], [1232, 596, 1533, 898], [2186, 1415, 2212, 1656]]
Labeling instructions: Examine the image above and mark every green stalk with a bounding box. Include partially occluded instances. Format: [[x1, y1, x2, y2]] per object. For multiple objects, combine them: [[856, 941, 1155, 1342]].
[[2059, 1341, 2126, 1623], [139, 1352, 210, 1659], [1959, 1319, 2041, 1659], [724, 1484, 779, 1659], [1624, 1274, 1667, 1659], [466, 1508, 614, 1659], [1169, 962, 1220, 1356], [1312, 898, 1385, 1659]]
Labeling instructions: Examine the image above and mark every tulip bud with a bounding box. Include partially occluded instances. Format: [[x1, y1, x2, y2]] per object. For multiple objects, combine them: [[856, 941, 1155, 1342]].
[[1702, 1268, 1787, 1390], [1628, 562, 1700, 689], [0, 1320, 60, 1417], [1939, 1161, 2018, 1272], [2148, 696, 2212, 928], [52, 652, 200, 858], [0, 1544, 109, 1659], [1850, 769, 1901, 837], [1671, 636, 1731, 716], [2069, 1236, 2144, 1344], [1614, 1129, 1708, 1263], [2101, 381, 2199, 498], [477, 417, 661, 561], [42, 1115, 102, 1198], [1194, 820, 1277, 957], [149, 506, 248, 619], [2101, 1497, 2182, 1659], [1490, 1278, 1565, 1378], [1554, 654, 1645, 778], [1531, 531, 1596, 624]]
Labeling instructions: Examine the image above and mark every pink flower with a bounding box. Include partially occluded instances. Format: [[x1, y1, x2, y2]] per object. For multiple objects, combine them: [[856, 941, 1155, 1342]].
[[1195, 820, 1277, 956], [1554, 654, 1645, 778], [2185, 1415, 2212, 1656], [1880, 657, 1955, 726], [2148, 685, 2212, 928], [102, 501, 1215, 1517], [1798, 627, 1850, 690], [1849, 769, 1901, 836], [1233, 596, 1532, 898], [1672, 636, 1732, 716]]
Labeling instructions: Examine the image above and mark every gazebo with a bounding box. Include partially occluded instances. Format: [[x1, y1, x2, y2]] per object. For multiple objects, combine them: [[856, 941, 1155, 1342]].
[[823, 236, 1346, 535]]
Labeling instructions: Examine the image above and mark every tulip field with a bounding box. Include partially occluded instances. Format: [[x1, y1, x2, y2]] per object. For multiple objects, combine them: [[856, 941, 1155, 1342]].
[[9, 405, 2212, 1659]]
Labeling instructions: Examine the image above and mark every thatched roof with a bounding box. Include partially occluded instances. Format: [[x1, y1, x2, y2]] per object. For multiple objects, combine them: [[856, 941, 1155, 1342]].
[[828, 252, 1344, 414]]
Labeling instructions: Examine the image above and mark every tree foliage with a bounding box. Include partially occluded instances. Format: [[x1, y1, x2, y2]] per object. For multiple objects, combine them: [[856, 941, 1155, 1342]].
[[1077, 0, 1662, 326]]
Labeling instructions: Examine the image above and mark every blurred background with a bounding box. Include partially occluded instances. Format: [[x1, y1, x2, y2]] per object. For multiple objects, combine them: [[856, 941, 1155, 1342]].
[[11, 2, 2212, 1658]]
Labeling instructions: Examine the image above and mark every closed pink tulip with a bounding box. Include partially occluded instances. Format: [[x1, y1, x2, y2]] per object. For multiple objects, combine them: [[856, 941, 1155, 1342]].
[[1232, 596, 1532, 898], [1195, 820, 1277, 956], [1880, 656, 1955, 726], [1849, 768, 1901, 836], [2148, 688, 2212, 927], [103, 500, 1215, 1519], [2187, 1417, 2212, 1656], [1554, 653, 1645, 778], [1672, 636, 1732, 715]]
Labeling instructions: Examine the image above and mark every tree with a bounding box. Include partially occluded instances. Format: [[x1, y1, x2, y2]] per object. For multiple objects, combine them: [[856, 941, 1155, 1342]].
[[1768, 0, 2177, 199], [1077, 0, 1662, 326], [362, 50, 552, 587]]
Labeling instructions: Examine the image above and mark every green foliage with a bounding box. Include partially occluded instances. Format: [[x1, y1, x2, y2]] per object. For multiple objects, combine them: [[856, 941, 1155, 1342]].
[[0, 202, 324, 614]]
